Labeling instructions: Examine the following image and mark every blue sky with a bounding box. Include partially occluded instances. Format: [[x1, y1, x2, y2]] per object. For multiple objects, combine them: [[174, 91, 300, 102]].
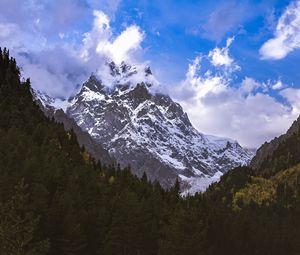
[[109, 0, 295, 84], [1, 0, 300, 148]]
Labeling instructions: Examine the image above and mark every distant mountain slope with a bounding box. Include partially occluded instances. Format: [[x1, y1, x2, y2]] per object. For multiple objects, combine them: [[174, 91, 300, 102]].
[[250, 115, 300, 177], [198, 114, 300, 254], [37, 61, 253, 191]]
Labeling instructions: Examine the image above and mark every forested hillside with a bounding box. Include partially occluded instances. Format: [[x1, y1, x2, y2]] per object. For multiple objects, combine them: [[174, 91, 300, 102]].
[[0, 48, 207, 255], [1, 48, 300, 255]]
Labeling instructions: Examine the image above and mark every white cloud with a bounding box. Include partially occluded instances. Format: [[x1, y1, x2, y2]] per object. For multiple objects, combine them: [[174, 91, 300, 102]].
[[0, 22, 46, 51], [240, 77, 262, 94], [171, 39, 300, 148], [81, 10, 112, 61], [17, 46, 88, 96], [208, 37, 240, 72], [260, 1, 300, 60], [280, 88, 300, 114], [82, 10, 144, 64], [272, 79, 285, 90], [103, 25, 144, 64]]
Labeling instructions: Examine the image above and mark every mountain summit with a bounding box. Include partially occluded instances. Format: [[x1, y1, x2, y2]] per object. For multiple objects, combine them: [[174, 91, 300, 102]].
[[36, 61, 254, 193]]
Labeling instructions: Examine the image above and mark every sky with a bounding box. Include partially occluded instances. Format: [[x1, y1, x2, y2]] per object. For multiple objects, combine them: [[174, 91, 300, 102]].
[[1, 0, 300, 148]]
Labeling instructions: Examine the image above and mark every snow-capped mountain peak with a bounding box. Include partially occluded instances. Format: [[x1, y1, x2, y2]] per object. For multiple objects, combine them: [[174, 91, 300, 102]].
[[35, 62, 254, 194], [93, 61, 160, 93]]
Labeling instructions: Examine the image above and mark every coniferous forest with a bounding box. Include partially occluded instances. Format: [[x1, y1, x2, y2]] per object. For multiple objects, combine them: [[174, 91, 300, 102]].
[[1, 48, 300, 255]]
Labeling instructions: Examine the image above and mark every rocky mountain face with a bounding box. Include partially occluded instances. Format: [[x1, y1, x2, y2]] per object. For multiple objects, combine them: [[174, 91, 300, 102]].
[[35, 61, 254, 193], [33, 90, 115, 166]]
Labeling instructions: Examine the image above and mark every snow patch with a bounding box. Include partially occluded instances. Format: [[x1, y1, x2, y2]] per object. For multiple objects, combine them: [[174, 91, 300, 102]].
[[180, 171, 223, 196]]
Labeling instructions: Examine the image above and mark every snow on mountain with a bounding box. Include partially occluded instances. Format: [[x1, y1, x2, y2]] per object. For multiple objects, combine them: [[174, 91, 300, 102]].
[[35, 61, 254, 193], [180, 171, 223, 196], [33, 89, 71, 112], [93, 61, 160, 92]]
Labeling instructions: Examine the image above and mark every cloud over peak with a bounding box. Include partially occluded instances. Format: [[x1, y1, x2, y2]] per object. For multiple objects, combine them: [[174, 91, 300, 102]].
[[0, 4, 145, 97], [81, 10, 145, 65]]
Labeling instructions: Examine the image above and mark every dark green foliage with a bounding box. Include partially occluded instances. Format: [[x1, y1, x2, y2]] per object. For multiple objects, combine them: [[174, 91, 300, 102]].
[[0, 179, 49, 255], [2, 47, 300, 255], [160, 199, 206, 255]]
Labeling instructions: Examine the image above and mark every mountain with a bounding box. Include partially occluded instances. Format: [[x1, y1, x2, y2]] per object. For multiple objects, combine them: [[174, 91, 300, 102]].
[[36, 61, 254, 192]]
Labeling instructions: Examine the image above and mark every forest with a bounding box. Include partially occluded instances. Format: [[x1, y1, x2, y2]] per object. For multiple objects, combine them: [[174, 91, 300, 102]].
[[1, 47, 300, 255]]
